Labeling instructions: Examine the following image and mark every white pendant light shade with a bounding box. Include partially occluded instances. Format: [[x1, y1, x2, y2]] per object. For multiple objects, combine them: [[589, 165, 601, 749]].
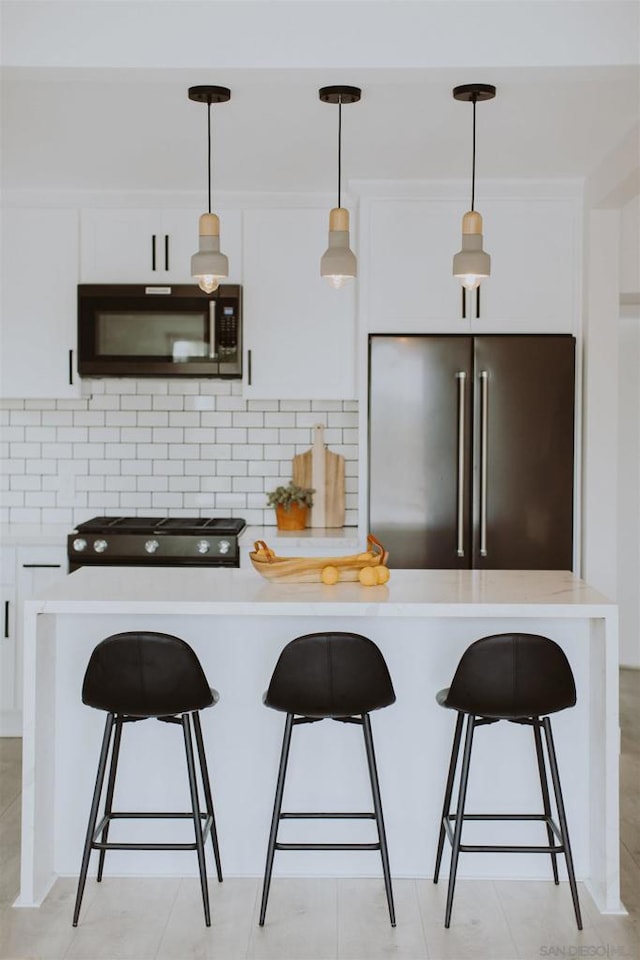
[[188, 85, 231, 292], [319, 86, 361, 290], [451, 83, 496, 293], [452, 210, 490, 290], [191, 213, 228, 293], [320, 207, 357, 289]]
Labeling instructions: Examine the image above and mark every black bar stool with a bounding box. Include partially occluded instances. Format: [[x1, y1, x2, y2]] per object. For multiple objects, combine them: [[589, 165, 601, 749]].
[[72, 631, 222, 927], [433, 632, 582, 930], [259, 631, 396, 927]]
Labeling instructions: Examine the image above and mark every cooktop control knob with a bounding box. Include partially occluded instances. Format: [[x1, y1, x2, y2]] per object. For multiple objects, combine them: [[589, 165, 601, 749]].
[[196, 540, 211, 555], [93, 539, 108, 553], [145, 539, 160, 554], [72, 537, 87, 552], [218, 539, 230, 555]]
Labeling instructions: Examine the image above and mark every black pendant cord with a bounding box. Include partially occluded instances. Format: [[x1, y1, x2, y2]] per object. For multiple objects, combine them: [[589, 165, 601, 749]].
[[207, 100, 212, 215], [337, 98, 342, 209], [471, 96, 477, 212]]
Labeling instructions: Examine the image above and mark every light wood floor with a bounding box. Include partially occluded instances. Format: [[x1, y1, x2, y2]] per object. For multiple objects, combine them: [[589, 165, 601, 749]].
[[0, 671, 638, 960]]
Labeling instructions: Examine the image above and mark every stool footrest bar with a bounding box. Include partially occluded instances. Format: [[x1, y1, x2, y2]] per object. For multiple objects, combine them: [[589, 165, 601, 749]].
[[281, 812, 375, 820], [275, 842, 381, 851]]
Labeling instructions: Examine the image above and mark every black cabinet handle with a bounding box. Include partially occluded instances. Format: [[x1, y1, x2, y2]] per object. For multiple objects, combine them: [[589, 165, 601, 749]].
[[152, 234, 157, 271], [164, 235, 169, 271], [21, 564, 62, 569], [247, 348, 252, 386], [476, 286, 481, 319], [4, 601, 9, 639], [68, 349, 74, 385], [461, 286, 466, 320]]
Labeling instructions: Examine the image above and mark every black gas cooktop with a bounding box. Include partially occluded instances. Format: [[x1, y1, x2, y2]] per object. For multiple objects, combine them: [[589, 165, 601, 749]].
[[68, 516, 246, 570], [74, 516, 246, 535]]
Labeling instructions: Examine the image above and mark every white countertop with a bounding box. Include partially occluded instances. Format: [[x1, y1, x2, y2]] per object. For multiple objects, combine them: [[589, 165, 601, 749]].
[[2, 523, 359, 550], [29, 566, 613, 618]]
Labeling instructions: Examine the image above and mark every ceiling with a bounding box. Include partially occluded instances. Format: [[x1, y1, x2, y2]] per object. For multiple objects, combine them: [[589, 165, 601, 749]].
[[1, 2, 638, 198]]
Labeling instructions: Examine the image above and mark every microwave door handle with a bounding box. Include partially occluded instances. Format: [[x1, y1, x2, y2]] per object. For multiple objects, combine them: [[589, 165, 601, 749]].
[[208, 301, 217, 358]]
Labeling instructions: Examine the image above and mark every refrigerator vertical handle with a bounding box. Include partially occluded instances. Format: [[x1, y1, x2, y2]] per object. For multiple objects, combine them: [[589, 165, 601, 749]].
[[456, 371, 466, 557], [479, 370, 489, 557], [208, 301, 217, 358]]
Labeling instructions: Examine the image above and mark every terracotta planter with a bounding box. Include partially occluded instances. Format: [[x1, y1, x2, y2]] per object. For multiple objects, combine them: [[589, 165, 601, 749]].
[[275, 503, 308, 531]]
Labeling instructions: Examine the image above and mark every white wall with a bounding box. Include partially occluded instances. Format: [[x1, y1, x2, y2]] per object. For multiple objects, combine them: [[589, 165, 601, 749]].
[[618, 305, 640, 667]]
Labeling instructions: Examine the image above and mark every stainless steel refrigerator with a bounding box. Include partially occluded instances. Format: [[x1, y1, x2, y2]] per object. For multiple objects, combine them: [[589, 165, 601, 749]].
[[368, 334, 575, 569]]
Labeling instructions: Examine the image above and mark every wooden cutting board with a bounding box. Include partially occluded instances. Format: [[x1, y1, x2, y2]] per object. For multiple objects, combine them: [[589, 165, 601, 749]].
[[292, 423, 345, 528]]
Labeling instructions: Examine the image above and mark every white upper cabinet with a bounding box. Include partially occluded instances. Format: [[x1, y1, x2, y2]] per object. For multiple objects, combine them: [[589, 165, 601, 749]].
[[361, 196, 578, 334], [80, 208, 243, 284], [242, 208, 356, 399], [477, 199, 577, 330], [1, 207, 81, 399], [362, 199, 463, 332]]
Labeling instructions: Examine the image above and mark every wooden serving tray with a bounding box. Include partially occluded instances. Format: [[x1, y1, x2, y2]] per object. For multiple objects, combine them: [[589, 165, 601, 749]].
[[249, 534, 388, 583]]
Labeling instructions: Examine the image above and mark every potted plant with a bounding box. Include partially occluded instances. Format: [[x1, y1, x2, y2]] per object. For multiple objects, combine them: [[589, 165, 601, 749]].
[[266, 482, 314, 531]]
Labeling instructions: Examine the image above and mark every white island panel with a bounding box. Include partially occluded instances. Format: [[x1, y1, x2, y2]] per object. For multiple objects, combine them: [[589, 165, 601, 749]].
[[18, 568, 622, 919]]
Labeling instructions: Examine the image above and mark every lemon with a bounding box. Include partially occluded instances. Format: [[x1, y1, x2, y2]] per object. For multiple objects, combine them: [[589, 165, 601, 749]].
[[358, 566, 378, 586], [376, 565, 390, 584], [321, 565, 339, 585]]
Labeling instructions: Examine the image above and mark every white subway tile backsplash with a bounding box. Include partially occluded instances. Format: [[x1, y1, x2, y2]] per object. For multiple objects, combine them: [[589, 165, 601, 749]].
[[1, 387, 359, 525], [137, 476, 169, 492], [248, 428, 277, 444], [106, 412, 138, 427], [151, 396, 184, 411], [231, 444, 263, 460], [201, 412, 233, 427], [199, 444, 232, 460], [216, 428, 247, 444], [136, 443, 169, 460], [11, 411, 42, 425]]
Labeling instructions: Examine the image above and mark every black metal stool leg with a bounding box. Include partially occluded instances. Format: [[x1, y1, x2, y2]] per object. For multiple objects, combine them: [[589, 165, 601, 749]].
[[445, 714, 476, 929], [182, 713, 211, 927], [362, 712, 396, 927], [259, 712, 294, 926], [542, 717, 583, 930], [73, 713, 114, 926], [434, 711, 464, 884], [96, 715, 124, 883], [533, 720, 559, 884], [192, 710, 223, 883]]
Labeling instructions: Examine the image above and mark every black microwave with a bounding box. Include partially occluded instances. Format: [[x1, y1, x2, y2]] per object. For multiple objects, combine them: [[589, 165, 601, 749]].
[[78, 284, 242, 378]]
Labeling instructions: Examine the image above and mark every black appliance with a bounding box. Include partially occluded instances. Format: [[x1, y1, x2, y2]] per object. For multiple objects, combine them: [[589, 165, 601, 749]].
[[368, 334, 575, 570], [78, 284, 242, 378], [68, 516, 246, 572]]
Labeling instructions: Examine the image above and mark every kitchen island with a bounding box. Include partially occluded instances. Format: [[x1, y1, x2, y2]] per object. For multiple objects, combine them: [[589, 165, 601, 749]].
[[18, 567, 623, 915]]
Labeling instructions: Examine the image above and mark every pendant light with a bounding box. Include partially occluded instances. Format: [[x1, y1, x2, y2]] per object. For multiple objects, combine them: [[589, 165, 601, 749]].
[[188, 85, 231, 293], [452, 83, 496, 291], [319, 85, 361, 289]]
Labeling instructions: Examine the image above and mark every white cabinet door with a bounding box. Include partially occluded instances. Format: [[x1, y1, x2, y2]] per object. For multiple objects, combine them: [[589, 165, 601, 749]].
[[363, 199, 462, 333], [9, 546, 67, 734], [362, 197, 577, 334], [243, 208, 356, 399], [478, 199, 577, 331], [0, 546, 17, 736], [0, 583, 17, 735], [80, 208, 243, 284], [0, 208, 80, 399]]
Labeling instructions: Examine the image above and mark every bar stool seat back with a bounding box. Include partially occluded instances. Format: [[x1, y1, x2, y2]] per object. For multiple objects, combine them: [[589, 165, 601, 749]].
[[434, 632, 582, 932], [442, 632, 576, 719], [260, 631, 396, 927], [264, 630, 396, 718], [82, 631, 215, 717], [73, 631, 221, 929]]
